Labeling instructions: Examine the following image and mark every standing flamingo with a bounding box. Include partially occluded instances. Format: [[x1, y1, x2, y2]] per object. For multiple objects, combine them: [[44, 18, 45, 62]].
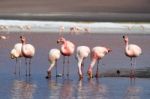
[[59, 25, 65, 35], [87, 46, 112, 78], [57, 37, 75, 76], [76, 46, 90, 79], [123, 35, 142, 78], [20, 36, 35, 76], [10, 43, 23, 74], [46, 48, 61, 79]]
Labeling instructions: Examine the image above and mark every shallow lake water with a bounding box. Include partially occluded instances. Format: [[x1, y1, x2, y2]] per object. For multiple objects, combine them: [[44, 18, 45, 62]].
[[0, 33, 150, 99]]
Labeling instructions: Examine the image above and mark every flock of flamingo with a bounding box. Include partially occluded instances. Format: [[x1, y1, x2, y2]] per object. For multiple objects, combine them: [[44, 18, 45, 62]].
[[2, 32, 142, 80]]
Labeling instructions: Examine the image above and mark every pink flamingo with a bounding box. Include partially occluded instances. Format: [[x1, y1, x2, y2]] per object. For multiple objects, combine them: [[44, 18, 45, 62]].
[[20, 36, 35, 76], [123, 35, 142, 78], [46, 48, 61, 79], [10, 43, 23, 74], [87, 46, 112, 78], [0, 35, 7, 40], [57, 37, 75, 76], [76, 46, 90, 79]]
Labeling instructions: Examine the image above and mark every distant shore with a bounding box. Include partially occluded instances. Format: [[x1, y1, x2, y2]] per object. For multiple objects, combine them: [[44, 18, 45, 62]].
[[0, 13, 150, 22]]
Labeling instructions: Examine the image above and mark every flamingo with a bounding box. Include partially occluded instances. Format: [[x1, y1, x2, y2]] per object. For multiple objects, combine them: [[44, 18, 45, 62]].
[[87, 46, 112, 78], [20, 36, 35, 76], [69, 26, 82, 34], [18, 25, 31, 31], [76, 46, 90, 79], [0, 35, 7, 40], [69, 26, 90, 34], [69, 26, 76, 34], [123, 35, 142, 78], [10, 43, 23, 74], [59, 25, 65, 35], [46, 48, 61, 79], [57, 37, 75, 76]]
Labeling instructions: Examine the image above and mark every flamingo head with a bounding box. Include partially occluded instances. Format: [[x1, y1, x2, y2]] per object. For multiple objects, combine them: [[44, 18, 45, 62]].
[[123, 35, 128, 43], [20, 36, 26, 44], [10, 52, 15, 59], [107, 48, 112, 53], [57, 37, 66, 44], [87, 66, 93, 78]]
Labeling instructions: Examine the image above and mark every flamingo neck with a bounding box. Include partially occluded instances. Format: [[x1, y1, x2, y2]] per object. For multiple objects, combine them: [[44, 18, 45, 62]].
[[88, 58, 97, 74], [77, 58, 83, 68], [125, 40, 132, 56], [125, 40, 128, 46], [48, 61, 56, 72], [21, 43, 25, 57], [90, 58, 97, 69], [77, 58, 83, 76]]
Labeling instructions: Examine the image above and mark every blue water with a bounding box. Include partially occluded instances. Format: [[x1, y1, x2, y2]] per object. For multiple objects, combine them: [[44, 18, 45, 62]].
[[0, 74, 150, 99]]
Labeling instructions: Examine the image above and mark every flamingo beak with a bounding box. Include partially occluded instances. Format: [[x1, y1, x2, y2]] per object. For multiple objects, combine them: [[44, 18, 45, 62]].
[[123, 36, 125, 38], [108, 49, 112, 52], [57, 40, 59, 44], [10, 54, 15, 59]]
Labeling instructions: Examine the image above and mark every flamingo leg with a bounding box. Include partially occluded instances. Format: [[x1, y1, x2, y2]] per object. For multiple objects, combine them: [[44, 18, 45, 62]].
[[67, 56, 69, 76], [29, 58, 31, 76], [133, 58, 136, 79], [25, 58, 28, 76], [95, 59, 100, 78], [19, 59, 21, 75], [62, 56, 65, 76], [55, 60, 58, 77], [14, 58, 18, 74], [130, 58, 134, 78]]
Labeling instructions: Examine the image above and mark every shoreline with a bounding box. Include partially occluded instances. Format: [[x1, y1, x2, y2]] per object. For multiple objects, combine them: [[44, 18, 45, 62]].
[[0, 19, 150, 34]]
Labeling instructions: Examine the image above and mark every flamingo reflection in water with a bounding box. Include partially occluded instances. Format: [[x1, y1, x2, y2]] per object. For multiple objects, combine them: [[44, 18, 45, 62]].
[[77, 79, 108, 99], [59, 80, 73, 99], [11, 80, 36, 99], [48, 79, 73, 99], [124, 80, 143, 99]]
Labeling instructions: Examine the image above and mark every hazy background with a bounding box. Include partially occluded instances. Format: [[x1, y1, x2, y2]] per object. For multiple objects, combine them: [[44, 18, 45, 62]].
[[0, 0, 149, 21]]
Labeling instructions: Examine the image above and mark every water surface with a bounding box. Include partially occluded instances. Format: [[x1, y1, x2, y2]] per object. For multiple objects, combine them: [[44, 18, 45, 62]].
[[0, 33, 150, 99]]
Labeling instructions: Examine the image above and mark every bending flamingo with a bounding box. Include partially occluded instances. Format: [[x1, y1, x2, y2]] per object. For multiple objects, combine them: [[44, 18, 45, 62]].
[[10, 43, 23, 74], [46, 48, 61, 79], [87, 46, 111, 78], [20, 36, 35, 76], [57, 37, 75, 76], [123, 35, 142, 78], [76, 46, 90, 79]]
